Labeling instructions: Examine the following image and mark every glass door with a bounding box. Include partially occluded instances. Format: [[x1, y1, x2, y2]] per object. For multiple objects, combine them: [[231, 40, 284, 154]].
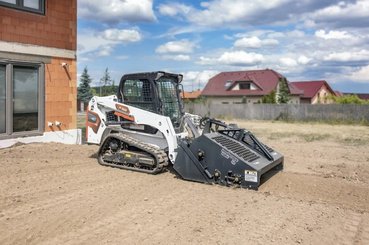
[[13, 66, 39, 132], [0, 65, 5, 134]]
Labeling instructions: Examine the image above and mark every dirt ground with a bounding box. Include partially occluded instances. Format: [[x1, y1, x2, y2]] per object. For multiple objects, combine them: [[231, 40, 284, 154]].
[[1, 120, 369, 245]]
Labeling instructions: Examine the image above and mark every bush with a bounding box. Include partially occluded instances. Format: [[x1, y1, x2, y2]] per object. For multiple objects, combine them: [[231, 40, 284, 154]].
[[330, 95, 369, 105]]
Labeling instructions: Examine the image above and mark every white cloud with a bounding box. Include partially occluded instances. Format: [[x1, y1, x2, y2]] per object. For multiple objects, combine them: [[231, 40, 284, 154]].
[[97, 45, 114, 57], [182, 70, 219, 89], [324, 50, 369, 62], [162, 55, 191, 61], [198, 51, 264, 66], [78, 28, 142, 57], [219, 51, 264, 65], [102, 29, 141, 42], [312, 0, 369, 20], [307, 0, 369, 28], [158, 3, 192, 17], [349, 65, 369, 83], [280, 57, 298, 67], [78, 0, 156, 24], [156, 40, 196, 54], [315, 30, 353, 40], [188, 0, 290, 27], [234, 36, 279, 48], [297, 55, 312, 65]]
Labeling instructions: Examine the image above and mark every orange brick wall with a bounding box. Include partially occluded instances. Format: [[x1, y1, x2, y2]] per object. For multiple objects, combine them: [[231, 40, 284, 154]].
[[0, 0, 76, 50], [45, 58, 77, 131]]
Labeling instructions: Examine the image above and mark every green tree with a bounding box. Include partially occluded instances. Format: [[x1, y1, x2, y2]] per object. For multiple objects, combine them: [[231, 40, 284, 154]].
[[277, 78, 290, 104], [100, 68, 114, 96], [262, 90, 277, 104], [77, 67, 93, 103]]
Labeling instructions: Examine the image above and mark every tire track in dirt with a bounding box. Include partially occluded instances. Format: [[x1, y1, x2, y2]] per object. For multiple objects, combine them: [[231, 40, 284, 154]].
[[259, 172, 369, 212], [39, 179, 186, 245], [0, 178, 131, 245], [352, 213, 369, 245]]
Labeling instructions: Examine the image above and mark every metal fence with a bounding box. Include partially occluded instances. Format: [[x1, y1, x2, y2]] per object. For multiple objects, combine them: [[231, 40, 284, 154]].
[[185, 103, 369, 123]]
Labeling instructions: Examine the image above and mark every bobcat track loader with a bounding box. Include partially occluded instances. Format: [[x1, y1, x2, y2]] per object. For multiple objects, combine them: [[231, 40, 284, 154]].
[[86, 71, 283, 189]]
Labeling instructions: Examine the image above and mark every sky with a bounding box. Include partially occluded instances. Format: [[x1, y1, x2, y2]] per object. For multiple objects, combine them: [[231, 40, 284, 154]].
[[77, 0, 369, 93]]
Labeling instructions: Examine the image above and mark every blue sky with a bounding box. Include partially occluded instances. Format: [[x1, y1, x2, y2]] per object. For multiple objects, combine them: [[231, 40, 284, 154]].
[[77, 0, 369, 93]]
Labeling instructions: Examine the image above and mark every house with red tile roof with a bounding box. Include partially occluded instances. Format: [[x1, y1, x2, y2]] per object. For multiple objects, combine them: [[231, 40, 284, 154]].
[[291, 80, 336, 104], [181, 89, 202, 101], [201, 69, 303, 104]]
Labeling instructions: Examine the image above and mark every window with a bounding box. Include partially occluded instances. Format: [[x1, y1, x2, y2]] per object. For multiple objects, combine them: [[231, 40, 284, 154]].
[[122, 79, 155, 112], [157, 77, 181, 123], [13, 67, 39, 132], [239, 82, 251, 90], [224, 80, 233, 89], [0, 65, 5, 134], [0, 62, 44, 138], [0, 0, 45, 14]]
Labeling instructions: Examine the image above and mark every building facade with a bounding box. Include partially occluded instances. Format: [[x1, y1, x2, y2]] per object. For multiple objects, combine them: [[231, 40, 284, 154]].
[[201, 69, 302, 105], [0, 0, 79, 147], [291, 81, 336, 104]]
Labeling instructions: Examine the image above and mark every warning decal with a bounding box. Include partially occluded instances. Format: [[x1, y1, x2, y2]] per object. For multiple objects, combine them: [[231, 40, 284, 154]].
[[245, 170, 258, 182]]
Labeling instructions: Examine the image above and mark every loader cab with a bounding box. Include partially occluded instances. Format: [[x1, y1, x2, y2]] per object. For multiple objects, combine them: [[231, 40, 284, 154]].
[[117, 72, 184, 128]]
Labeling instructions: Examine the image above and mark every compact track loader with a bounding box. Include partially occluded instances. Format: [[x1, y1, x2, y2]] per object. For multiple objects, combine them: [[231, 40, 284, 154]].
[[87, 71, 283, 189]]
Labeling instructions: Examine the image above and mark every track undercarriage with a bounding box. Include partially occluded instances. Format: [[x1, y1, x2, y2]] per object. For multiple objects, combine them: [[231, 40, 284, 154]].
[[98, 133, 168, 174]]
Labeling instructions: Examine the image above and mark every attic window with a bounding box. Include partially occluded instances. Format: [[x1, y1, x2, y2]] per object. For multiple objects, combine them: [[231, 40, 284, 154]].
[[224, 80, 233, 88], [239, 82, 251, 90]]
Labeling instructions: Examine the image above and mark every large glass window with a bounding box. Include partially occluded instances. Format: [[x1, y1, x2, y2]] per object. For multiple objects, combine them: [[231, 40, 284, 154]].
[[13, 66, 39, 132], [23, 0, 39, 9], [0, 62, 44, 138], [0, 65, 6, 134], [0, 0, 45, 14]]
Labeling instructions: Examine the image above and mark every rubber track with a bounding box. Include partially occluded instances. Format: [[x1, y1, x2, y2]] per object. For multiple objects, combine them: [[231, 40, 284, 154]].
[[98, 133, 169, 174]]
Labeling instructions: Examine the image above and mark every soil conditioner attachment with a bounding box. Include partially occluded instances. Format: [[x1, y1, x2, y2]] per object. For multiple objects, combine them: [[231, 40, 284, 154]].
[[87, 71, 283, 189]]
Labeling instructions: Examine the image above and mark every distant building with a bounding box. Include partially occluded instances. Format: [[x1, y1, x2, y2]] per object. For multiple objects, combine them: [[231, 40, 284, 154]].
[[0, 0, 78, 147], [291, 80, 336, 104], [181, 89, 202, 102], [201, 69, 302, 104]]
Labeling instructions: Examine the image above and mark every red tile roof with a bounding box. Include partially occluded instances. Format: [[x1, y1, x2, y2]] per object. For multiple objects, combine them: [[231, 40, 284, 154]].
[[201, 69, 302, 97], [181, 90, 202, 99], [291, 80, 335, 99]]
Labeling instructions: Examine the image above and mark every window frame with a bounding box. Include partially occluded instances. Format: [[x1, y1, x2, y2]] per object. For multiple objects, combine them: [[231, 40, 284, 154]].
[[0, 0, 45, 15], [0, 60, 45, 139]]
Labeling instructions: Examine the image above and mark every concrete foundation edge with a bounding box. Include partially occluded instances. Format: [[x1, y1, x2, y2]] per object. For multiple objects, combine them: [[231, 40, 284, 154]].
[[0, 129, 82, 148]]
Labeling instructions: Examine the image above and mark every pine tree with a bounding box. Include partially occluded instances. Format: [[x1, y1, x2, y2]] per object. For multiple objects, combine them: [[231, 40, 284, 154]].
[[277, 78, 290, 104], [77, 67, 93, 103], [100, 68, 113, 96]]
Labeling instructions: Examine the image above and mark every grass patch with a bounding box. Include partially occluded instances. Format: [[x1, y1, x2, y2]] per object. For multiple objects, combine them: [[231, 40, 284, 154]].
[[273, 118, 369, 127], [268, 132, 331, 142], [302, 133, 331, 142], [339, 137, 369, 146], [267, 132, 296, 140]]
